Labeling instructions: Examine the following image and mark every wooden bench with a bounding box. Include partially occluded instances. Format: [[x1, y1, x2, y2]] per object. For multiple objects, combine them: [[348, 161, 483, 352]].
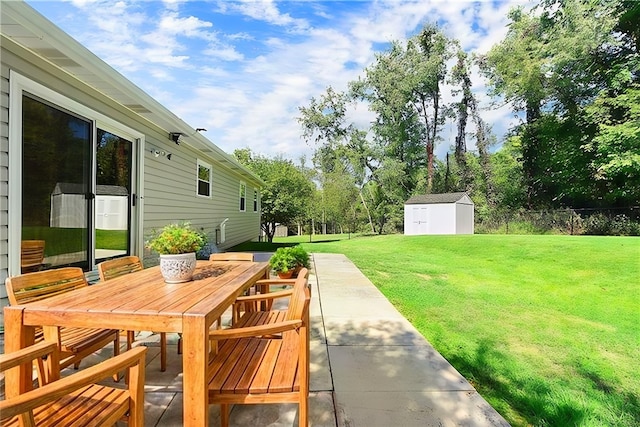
[[207, 271, 311, 427], [5, 267, 121, 379], [0, 342, 146, 426]]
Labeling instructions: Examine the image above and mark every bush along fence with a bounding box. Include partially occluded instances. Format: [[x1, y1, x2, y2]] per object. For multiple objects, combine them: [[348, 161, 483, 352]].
[[475, 207, 640, 236]]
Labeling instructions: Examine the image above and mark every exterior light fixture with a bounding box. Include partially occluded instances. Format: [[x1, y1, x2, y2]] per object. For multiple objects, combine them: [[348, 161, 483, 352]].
[[169, 132, 185, 144]]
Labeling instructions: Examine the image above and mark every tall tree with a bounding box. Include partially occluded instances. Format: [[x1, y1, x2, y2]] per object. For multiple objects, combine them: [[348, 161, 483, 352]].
[[233, 149, 314, 242], [298, 87, 376, 232], [352, 23, 453, 193], [583, 86, 640, 205], [481, 0, 625, 208]]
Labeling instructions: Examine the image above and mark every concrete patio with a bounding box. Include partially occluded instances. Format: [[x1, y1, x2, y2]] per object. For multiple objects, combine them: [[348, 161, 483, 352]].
[[2, 253, 510, 426]]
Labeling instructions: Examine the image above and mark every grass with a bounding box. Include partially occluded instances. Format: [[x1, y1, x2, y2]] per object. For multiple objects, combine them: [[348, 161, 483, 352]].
[[232, 233, 640, 427], [22, 227, 128, 255]]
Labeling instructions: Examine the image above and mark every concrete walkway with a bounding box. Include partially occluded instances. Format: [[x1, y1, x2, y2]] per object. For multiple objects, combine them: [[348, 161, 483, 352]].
[[1, 253, 511, 426], [311, 253, 509, 427]]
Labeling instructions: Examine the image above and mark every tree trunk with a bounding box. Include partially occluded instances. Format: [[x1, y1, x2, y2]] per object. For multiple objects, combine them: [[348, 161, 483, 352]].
[[359, 190, 375, 233], [262, 222, 276, 243]]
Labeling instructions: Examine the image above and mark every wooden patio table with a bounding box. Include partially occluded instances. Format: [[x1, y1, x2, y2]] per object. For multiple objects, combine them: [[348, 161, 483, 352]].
[[3, 260, 270, 427]]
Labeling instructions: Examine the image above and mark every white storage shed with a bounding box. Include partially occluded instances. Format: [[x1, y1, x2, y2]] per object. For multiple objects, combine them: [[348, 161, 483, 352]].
[[404, 192, 474, 235]]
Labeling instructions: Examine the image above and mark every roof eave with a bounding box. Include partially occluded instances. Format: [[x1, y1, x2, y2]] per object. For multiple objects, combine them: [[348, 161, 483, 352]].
[[1, 1, 264, 186]]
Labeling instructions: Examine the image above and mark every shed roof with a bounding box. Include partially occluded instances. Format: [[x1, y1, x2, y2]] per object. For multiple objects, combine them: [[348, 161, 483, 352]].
[[405, 192, 472, 205], [52, 183, 129, 196]]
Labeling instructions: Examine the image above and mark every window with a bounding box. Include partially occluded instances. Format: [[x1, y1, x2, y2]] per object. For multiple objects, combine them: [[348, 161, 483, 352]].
[[253, 188, 258, 212], [10, 71, 142, 274], [239, 182, 246, 212], [197, 160, 211, 198]]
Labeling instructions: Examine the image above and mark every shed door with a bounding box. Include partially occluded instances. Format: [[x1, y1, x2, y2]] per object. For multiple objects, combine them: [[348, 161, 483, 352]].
[[413, 206, 429, 234]]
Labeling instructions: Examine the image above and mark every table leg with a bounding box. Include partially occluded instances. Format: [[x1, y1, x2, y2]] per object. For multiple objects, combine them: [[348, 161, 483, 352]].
[[182, 315, 209, 427], [3, 306, 35, 397]]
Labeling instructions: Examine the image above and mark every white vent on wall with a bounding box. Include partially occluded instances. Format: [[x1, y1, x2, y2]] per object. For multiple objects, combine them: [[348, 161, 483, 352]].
[[220, 218, 229, 244]]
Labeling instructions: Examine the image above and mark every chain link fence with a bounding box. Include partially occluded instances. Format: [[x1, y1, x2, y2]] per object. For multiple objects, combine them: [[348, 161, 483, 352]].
[[476, 207, 640, 236]]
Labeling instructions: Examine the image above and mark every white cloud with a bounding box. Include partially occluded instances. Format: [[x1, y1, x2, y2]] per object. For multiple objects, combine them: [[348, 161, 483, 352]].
[[225, 0, 311, 32], [30, 0, 527, 164]]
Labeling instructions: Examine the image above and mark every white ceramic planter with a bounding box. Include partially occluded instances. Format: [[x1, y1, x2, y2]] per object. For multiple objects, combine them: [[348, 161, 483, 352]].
[[159, 252, 197, 283]]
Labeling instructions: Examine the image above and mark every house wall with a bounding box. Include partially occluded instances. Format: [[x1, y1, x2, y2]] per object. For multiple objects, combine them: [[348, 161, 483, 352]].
[[142, 141, 260, 259], [0, 39, 9, 307], [0, 35, 261, 317]]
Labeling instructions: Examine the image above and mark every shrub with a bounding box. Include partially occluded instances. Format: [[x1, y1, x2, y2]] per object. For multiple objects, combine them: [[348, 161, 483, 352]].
[[289, 245, 311, 269], [582, 214, 640, 236], [146, 222, 207, 254], [268, 245, 310, 273], [268, 247, 297, 273]]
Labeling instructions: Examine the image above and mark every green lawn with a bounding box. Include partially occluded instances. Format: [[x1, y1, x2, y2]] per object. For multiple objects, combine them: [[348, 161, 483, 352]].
[[234, 234, 640, 427], [22, 227, 128, 255]]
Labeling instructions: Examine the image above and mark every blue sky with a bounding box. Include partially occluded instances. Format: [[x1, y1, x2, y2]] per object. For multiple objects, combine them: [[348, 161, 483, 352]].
[[27, 0, 529, 162]]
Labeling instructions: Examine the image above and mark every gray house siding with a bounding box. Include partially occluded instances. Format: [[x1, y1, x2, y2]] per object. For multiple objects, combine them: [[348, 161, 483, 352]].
[[1, 49, 9, 307], [142, 143, 261, 256], [0, 5, 263, 323]]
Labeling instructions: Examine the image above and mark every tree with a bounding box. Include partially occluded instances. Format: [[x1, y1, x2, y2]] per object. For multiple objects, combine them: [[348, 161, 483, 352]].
[[352, 24, 453, 192], [481, 0, 628, 209], [449, 48, 496, 202], [233, 149, 314, 242], [298, 87, 376, 232], [490, 136, 527, 212], [583, 86, 640, 205]]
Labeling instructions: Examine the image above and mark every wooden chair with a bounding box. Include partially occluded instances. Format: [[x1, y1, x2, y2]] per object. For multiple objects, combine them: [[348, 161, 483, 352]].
[[208, 271, 311, 427], [0, 341, 146, 426], [232, 268, 311, 324], [209, 252, 254, 262], [20, 240, 45, 273], [5, 268, 121, 378], [97, 256, 168, 372]]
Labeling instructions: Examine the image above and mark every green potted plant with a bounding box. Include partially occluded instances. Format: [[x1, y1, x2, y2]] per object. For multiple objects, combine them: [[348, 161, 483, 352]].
[[268, 247, 298, 279], [146, 222, 207, 283], [289, 245, 310, 270], [268, 245, 310, 279]]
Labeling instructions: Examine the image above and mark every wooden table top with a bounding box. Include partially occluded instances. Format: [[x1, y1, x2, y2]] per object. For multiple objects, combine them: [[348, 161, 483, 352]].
[[16, 260, 269, 332]]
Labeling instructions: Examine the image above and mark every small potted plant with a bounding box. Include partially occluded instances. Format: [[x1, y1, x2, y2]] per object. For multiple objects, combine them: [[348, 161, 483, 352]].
[[268, 245, 310, 279], [146, 222, 207, 283], [268, 247, 298, 279], [289, 245, 310, 272]]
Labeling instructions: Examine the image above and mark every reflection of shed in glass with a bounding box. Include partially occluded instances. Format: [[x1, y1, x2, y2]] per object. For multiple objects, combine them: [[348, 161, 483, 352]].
[[50, 183, 128, 230]]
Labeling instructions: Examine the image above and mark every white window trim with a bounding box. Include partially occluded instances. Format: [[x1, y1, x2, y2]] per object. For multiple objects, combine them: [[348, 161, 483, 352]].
[[239, 182, 247, 212], [196, 159, 212, 198], [8, 71, 145, 275], [253, 188, 259, 212]]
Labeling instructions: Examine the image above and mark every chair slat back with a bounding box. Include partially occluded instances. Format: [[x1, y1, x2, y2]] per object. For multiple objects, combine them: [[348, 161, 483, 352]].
[[97, 256, 143, 281], [5, 267, 88, 306], [285, 268, 309, 322], [20, 240, 45, 268], [209, 252, 254, 262]]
